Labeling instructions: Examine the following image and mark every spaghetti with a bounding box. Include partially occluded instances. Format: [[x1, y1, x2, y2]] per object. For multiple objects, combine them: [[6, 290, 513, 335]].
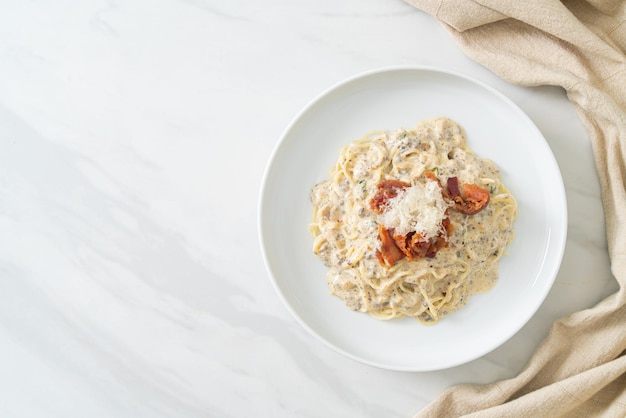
[[309, 117, 517, 324]]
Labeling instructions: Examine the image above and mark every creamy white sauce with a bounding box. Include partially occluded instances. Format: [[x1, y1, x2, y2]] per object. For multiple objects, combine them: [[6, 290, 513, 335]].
[[309, 117, 517, 324]]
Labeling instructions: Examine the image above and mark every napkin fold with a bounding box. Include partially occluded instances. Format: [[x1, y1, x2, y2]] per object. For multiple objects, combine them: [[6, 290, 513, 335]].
[[403, 1, 626, 417]]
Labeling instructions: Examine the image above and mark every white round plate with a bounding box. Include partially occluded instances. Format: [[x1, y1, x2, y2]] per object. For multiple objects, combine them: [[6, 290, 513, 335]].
[[258, 66, 567, 371]]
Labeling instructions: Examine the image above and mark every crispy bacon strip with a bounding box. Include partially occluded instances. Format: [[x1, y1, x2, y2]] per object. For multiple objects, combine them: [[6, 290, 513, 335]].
[[397, 231, 430, 260], [446, 177, 461, 199], [376, 225, 406, 267], [375, 217, 453, 267], [369, 179, 410, 214], [460, 183, 491, 213], [445, 176, 490, 215]]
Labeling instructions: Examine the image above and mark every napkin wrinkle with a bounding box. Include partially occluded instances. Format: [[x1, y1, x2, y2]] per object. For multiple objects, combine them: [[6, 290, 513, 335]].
[[463, 355, 626, 418], [409, 0, 626, 63], [405, 0, 507, 31], [405, 0, 626, 417], [578, 0, 623, 16]]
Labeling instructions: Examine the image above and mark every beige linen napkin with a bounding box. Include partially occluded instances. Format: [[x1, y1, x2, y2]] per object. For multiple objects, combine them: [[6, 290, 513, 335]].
[[403, 1, 626, 417]]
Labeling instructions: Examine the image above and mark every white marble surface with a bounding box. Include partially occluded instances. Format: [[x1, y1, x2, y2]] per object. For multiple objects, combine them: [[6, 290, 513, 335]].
[[0, 1, 617, 417]]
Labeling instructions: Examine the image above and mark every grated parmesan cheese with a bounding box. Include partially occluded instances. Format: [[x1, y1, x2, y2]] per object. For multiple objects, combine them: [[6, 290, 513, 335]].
[[377, 180, 450, 238]]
